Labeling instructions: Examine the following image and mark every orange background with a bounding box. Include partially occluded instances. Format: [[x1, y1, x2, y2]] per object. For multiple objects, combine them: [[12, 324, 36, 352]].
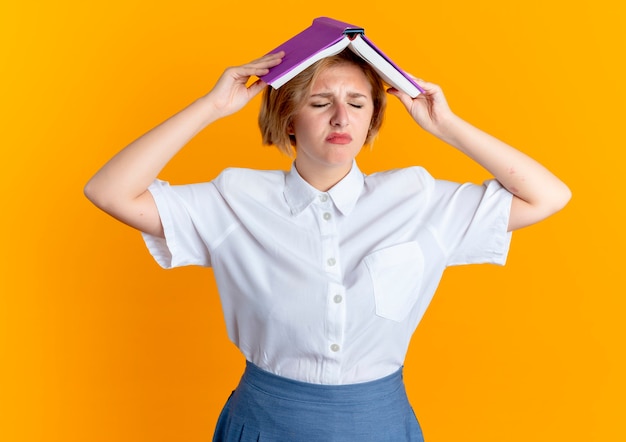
[[1, 1, 624, 441]]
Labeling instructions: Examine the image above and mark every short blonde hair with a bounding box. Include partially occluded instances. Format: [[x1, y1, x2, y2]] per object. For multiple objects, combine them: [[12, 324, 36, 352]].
[[259, 49, 387, 156]]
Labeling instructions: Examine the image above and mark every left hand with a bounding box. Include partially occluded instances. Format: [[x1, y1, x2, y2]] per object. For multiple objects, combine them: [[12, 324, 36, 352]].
[[386, 79, 455, 139]]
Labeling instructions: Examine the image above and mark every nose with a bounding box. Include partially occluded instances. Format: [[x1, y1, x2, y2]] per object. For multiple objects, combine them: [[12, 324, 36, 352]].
[[330, 103, 349, 128]]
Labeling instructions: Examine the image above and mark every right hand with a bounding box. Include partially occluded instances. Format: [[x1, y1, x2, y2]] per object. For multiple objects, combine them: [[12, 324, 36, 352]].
[[84, 52, 285, 239], [204, 51, 285, 118]]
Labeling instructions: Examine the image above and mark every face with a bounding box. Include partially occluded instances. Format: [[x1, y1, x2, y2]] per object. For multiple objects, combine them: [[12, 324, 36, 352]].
[[291, 63, 374, 185]]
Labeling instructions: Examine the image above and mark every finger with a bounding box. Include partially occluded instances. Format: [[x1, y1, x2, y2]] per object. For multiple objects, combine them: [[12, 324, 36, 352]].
[[247, 78, 268, 97], [386, 87, 414, 108], [249, 51, 285, 67], [405, 73, 437, 89], [413, 78, 441, 94], [226, 63, 273, 81], [231, 52, 283, 81]]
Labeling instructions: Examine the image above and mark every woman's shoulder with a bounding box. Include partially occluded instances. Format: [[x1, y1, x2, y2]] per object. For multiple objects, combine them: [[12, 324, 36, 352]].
[[365, 166, 436, 191], [215, 167, 286, 184], [213, 167, 287, 198]]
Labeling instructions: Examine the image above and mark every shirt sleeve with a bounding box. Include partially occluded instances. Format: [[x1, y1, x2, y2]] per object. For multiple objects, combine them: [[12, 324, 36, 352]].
[[427, 177, 513, 266], [141, 179, 231, 269]]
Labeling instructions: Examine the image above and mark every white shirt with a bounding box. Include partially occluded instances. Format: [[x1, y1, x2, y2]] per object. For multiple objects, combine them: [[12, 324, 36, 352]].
[[143, 162, 512, 385]]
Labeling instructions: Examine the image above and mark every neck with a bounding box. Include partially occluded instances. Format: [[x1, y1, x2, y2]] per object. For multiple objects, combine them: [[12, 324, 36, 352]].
[[294, 160, 352, 192]]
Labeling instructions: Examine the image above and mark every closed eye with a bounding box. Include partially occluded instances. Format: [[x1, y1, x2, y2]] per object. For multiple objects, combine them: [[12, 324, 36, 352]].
[[311, 103, 330, 108], [349, 103, 364, 108]]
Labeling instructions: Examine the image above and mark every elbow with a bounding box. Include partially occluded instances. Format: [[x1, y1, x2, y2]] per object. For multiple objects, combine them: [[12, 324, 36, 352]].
[[508, 181, 572, 231], [550, 181, 572, 215], [536, 181, 571, 220], [84, 177, 103, 207], [83, 179, 96, 203], [83, 178, 97, 205], [534, 181, 572, 224], [84, 176, 114, 212]]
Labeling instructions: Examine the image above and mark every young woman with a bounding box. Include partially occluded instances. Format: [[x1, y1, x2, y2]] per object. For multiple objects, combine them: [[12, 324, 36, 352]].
[[85, 49, 570, 441]]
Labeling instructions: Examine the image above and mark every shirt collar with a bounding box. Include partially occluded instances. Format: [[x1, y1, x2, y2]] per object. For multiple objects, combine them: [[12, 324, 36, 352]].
[[284, 161, 365, 216]]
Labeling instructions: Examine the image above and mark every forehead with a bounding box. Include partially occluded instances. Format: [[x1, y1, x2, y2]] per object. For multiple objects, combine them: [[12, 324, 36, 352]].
[[310, 63, 372, 95]]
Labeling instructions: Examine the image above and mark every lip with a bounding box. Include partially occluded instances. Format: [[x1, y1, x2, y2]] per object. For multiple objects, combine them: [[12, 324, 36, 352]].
[[326, 133, 352, 145]]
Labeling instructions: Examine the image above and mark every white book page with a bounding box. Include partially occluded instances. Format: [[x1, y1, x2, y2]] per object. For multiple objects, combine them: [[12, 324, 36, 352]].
[[271, 37, 352, 89], [348, 35, 420, 97]]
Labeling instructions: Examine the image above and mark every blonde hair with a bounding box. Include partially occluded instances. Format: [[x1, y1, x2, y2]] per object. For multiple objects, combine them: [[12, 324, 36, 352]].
[[259, 49, 387, 156]]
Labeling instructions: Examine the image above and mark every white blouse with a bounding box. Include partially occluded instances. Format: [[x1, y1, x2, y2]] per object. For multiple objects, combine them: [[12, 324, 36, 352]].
[[143, 162, 512, 385]]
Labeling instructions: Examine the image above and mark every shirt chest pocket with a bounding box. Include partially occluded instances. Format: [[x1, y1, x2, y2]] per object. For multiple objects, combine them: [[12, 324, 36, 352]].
[[363, 242, 424, 322]]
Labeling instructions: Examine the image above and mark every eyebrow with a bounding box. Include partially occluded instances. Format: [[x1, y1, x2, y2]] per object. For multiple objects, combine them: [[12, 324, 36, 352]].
[[310, 92, 369, 99]]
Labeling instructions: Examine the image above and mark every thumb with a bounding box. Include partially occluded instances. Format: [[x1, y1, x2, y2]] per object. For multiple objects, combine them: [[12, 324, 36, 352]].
[[247, 78, 268, 98], [386, 87, 413, 109]]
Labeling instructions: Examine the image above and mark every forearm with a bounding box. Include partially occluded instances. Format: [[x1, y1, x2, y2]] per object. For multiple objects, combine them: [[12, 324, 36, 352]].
[[84, 95, 219, 208], [436, 114, 571, 229], [84, 52, 283, 236], [389, 79, 570, 230]]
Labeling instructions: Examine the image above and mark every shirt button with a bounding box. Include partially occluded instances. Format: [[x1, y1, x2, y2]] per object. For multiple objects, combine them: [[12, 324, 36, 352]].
[[323, 212, 332, 221], [330, 344, 340, 352], [327, 258, 336, 266], [333, 294, 343, 304], [319, 194, 329, 202]]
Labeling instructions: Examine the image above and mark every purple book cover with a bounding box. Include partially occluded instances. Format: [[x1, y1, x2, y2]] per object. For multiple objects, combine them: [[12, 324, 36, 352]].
[[260, 17, 423, 95], [260, 17, 361, 85]]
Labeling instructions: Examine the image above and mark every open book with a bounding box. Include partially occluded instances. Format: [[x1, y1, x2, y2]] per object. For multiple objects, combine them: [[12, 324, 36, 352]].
[[260, 17, 424, 98]]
